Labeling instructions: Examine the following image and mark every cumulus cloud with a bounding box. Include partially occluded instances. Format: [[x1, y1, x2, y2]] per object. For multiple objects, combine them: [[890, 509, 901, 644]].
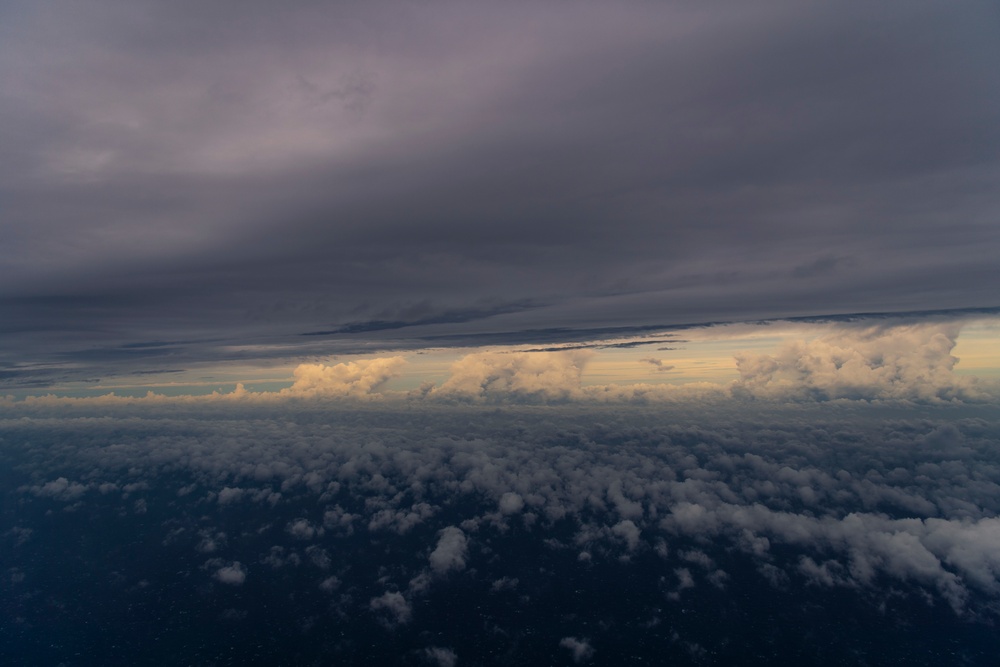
[[216, 486, 245, 504], [196, 530, 227, 554], [7, 394, 1000, 619], [369, 502, 436, 535], [286, 518, 319, 540], [28, 477, 88, 502], [559, 636, 595, 663], [498, 492, 525, 515], [423, 647, 458, 667], [490, 576, 519, 592], [429, 527, 468, 575], [432, 351, 593, 402], [214, 561, 247, 586], [280, 357, 407, 398], [5, 318, 997, 409], [611, 520, 642, 553], [369, 591, 412, 626], [733, 323, 986, 403], [319, 575, 341, 593]]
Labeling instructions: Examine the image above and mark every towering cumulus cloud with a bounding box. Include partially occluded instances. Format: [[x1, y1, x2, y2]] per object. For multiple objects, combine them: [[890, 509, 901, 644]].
[[280, 356, 407, 398], [734, 323, 983, 402], [433, 350, 593, 402]]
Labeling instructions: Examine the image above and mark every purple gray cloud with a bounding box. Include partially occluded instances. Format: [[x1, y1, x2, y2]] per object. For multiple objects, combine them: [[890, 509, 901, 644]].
[[2, 0, 998, 386]]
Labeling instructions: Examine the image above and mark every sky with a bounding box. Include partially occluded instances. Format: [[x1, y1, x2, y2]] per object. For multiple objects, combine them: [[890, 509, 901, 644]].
[[1, 0, 999, 394], [3, 2, 1000, 665]]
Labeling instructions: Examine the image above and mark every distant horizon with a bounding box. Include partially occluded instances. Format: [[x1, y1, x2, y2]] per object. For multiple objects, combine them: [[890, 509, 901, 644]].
[[4, 305, 1000, 398]]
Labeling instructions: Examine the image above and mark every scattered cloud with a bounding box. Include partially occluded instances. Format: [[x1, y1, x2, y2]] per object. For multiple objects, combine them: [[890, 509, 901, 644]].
[[639, 358, 675, 373], [429, 527, 468, 575], [559, 636, 595, 663], [214, 561, 247, 586], [370, 591, 412, 627], [423, 647, 458, 667]]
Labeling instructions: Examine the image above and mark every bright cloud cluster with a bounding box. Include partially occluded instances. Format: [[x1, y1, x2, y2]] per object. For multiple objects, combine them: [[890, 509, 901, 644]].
[[733, 323, 984, 402], [3, 322, 997, 408], [280, 356, 407, 398], [432, 350, 593, 402]]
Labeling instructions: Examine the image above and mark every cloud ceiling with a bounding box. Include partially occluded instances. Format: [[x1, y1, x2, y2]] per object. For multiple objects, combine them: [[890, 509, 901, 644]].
[[1, 0, 999, 386]]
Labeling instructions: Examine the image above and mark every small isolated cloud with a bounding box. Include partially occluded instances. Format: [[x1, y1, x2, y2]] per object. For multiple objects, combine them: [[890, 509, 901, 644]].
[[196, 530, 227, 554], [429, 526, 468, 575], [214, 561, 247, 586], [305, 545, 331, 569], [490, 576, 519, 592], [319, 575, 340, 593], [369, 591, 412, 626], [432, 351, 593, 402], [260, 546, 300, 569], [559, 636, 595, 663], [423, 646, 458, 667], [639, 358, 675, 373]]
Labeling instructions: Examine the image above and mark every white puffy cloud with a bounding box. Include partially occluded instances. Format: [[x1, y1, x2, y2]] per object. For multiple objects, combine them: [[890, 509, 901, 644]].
[[216, 486, 245, 504], [5, 319, 998, 410], [559, 636, 595, 663], [423, 647, 458, 667], [498, 492, 525, 515], [490, 576, 519, 592], [611, 520, 641, 552], [429, 526, 468, 575], [280, 357, 407, 398], [369, 591, 412, 626], [196, 530, 227, 554], [214, 561, 247, 586], [261, 546, 300, 569], [368, 502, 436, 534], [7, 396, 1000, 618], [27, 477, 88, 501], [432, 350, 593, 402], [319, 575, 340, 593], [733, 323, 988, 403], [286, 518, 318, 540]]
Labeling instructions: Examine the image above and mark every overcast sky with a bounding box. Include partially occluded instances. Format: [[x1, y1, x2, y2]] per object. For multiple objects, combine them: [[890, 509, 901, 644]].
[[2, 0, 999, 387]]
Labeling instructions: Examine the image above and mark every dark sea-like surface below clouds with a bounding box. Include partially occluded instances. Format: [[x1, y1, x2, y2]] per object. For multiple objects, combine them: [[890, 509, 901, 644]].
[[3, 402, 999, 665]]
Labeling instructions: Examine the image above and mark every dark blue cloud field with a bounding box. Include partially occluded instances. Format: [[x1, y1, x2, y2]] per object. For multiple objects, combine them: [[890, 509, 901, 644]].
[[4, 395, 1000, 665]]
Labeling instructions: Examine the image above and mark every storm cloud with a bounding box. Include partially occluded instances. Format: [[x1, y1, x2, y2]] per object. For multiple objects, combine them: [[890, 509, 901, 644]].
[[1, 0, 998, 386]]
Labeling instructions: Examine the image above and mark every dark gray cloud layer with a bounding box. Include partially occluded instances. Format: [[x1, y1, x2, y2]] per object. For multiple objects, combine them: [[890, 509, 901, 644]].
[[2, 1, 999, 383]]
